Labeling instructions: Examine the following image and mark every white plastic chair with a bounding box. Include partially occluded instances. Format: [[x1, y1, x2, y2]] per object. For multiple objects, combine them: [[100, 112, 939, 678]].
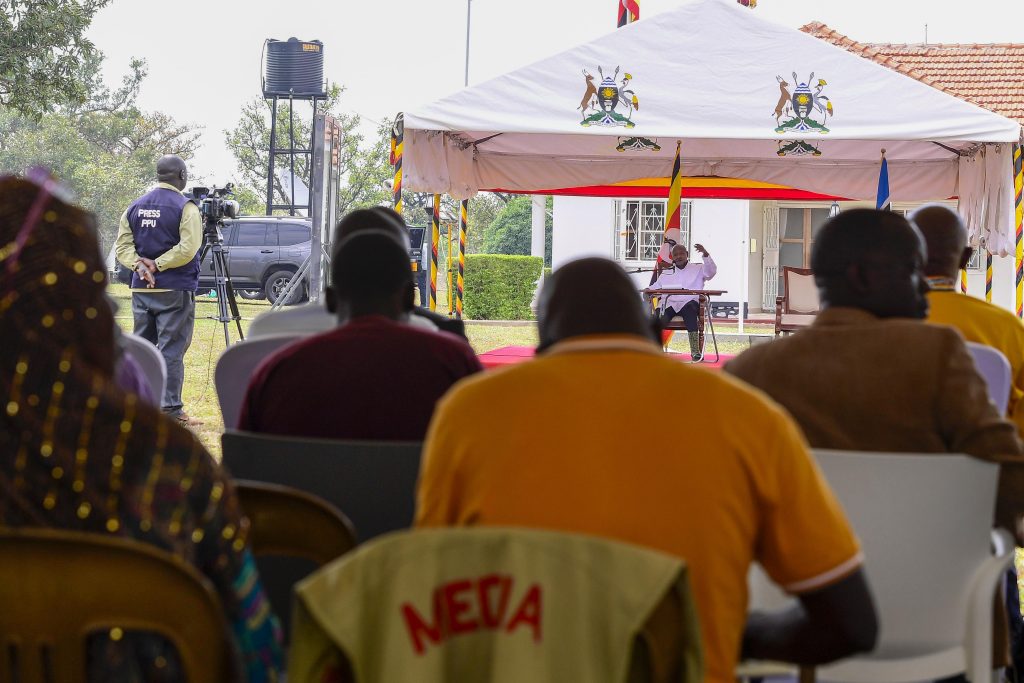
[[810, 450, 1011, 683], [215, 334, 301, 429], [119, 332, 166, 405], [966, 342, 1012, 414]]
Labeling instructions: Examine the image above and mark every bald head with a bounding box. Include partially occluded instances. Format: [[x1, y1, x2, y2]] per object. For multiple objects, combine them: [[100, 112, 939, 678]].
[[909, 204, 970, 278], [335, 207, 411, 250], [812, 208, 929, 319], [537, 257, 656, 351], [156, 155, 188, 191]]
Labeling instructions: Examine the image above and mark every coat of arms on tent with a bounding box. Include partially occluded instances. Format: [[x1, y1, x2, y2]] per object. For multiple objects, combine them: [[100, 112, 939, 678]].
[[579, 67, 638, 128], [616, 136, 661, 152], [773, 73, 833, 134]]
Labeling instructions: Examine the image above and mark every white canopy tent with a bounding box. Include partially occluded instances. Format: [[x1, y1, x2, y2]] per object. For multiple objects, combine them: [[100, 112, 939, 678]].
[[403, 0, 1022, 254]]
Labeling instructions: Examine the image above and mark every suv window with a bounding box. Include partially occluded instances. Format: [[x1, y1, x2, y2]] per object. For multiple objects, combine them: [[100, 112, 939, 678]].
[[279, 224, 310, 246], [236, 223, 267, 247], [220, 223, 237, 245]]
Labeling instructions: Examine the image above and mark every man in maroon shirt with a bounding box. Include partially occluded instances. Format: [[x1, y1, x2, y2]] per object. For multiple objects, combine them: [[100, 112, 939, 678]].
[[238, 230, 482, 440]]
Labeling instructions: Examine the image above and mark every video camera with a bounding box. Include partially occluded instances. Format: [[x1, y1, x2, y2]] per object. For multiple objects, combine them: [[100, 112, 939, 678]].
[[188, 184, 241, 243]]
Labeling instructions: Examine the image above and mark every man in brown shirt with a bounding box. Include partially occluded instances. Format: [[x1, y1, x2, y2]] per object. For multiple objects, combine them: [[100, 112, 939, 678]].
[[726, 208, 1022, 460]]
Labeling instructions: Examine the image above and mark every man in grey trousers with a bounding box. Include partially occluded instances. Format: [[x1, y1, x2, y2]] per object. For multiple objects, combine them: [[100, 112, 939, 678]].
[[115, 155, 202, 425]]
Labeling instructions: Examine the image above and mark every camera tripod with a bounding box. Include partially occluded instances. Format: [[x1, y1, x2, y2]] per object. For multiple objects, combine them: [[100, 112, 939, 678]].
[[198, 219, 245, 346]]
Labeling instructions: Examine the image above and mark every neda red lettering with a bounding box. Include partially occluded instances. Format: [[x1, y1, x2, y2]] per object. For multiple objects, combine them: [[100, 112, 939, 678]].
[[401, 576, 544, 655]]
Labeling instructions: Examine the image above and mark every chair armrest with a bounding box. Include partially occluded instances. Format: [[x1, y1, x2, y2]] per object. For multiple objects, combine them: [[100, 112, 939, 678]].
[[965, 540, 1015, 683]]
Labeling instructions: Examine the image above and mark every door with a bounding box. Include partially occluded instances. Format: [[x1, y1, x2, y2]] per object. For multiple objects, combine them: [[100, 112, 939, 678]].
[[777, 207, 830, 296], [231, 222, 277, 287], [761, 203, 779, 310]]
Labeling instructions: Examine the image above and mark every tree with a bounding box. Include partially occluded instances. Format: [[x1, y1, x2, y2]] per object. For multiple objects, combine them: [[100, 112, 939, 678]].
[[483, 195, 552, 263], [0, 57, 201, 251], [224, 85, 391, 216], [0, 0, 113, 118]]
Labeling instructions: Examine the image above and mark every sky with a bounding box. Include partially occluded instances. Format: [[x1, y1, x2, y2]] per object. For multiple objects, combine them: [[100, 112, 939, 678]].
[[87, 0, 1024, 184]]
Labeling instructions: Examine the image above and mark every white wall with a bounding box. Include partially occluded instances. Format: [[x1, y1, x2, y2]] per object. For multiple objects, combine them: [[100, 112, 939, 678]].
[[689, 199, 748, 312], [551, 196, 752, 307], [551, 196, 614, 268]]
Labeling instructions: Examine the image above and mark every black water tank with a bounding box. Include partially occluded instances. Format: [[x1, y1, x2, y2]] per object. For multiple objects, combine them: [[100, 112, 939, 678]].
[[263, 38, 326, 98]]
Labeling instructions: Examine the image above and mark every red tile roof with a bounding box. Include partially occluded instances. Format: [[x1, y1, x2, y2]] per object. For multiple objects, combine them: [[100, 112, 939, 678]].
[[801, 21, 1024, 125]]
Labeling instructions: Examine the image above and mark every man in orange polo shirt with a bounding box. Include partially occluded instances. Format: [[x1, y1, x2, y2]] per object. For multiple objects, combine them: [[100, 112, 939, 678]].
[[416, 257, 877, 682]]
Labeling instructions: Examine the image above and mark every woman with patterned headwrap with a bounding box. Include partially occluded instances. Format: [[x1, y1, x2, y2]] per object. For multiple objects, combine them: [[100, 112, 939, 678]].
[[0, 173, 283, 682]]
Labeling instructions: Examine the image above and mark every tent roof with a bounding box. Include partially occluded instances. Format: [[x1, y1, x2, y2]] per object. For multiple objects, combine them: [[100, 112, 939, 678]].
[[402, 0, 1021, 232]]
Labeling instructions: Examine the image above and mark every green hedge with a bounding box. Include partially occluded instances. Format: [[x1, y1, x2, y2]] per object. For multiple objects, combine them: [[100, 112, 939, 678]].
[[464, 254, 543, 320]]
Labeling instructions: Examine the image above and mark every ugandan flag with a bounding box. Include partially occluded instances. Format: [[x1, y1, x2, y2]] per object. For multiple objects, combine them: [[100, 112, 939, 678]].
[[617, 0, 639, 27], [658, 141, 683, 267]]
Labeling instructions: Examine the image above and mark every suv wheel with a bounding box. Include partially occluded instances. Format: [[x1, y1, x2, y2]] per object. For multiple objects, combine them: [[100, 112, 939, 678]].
[[238, 289, 265, 301], [266, 270, 304, 305]]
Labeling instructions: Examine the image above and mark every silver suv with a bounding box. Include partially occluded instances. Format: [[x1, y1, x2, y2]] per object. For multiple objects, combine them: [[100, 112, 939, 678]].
[[198, 216, 310, 304]]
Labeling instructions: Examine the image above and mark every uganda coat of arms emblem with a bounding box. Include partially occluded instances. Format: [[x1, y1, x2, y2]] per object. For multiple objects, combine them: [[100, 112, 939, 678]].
[[773, 72, 833, 134], [579, 66, 638, 128]]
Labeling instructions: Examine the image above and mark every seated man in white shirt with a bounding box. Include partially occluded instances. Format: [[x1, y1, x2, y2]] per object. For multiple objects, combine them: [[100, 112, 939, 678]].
[[650, 243, 716, 359]]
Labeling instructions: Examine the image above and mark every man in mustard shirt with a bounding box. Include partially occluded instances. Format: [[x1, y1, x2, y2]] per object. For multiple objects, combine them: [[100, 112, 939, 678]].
[[114, 155, 202, 424], [912, 204, 1024, 435], [416, 257, 877, 683]]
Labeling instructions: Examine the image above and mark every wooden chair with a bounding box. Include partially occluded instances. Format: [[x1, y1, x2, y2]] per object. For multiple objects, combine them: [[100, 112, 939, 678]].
[[774, 267, 819, 336], [0, 527, 231, 683], [235, 480, 357, 642], [236, 480, 357, 565], [222, 430, 422, 543]]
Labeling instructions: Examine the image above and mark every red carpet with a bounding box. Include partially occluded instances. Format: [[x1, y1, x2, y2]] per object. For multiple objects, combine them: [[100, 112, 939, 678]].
[[479, 345, 734, 370]]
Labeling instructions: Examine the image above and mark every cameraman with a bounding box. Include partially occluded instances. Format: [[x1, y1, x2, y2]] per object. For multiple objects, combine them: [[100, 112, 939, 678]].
[[114, 155, 202, 426]]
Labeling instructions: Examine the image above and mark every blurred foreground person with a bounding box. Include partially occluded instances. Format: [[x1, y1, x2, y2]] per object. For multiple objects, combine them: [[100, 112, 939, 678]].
[[416, 256, 877, 682], [239, 229, 481, 440], [0, 173, 282, 682]]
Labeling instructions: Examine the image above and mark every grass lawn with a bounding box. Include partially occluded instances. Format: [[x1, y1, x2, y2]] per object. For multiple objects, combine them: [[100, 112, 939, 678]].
[[108, 284, 760, 458]]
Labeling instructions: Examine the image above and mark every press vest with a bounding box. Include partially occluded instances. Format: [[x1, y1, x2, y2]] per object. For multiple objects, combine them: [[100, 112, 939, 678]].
[[126, 187, 199, 291]]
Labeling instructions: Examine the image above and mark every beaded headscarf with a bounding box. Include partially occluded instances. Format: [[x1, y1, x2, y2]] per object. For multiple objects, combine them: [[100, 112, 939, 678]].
[[0, 174, 231, 562]]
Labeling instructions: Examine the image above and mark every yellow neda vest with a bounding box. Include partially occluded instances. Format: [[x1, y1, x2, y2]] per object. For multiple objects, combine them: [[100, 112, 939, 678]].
[[289, 527, 702, 683]]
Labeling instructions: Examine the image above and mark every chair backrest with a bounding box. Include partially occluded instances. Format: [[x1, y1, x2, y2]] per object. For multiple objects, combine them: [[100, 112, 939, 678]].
[[236, 480, 356, 564], [289, 528, 703, 683], [222, 430, 422, 543], [965, 342, 1012, 414], [215, 334, 302, 428], [235, 480, 357, 643], [120, 332, 166, 403], [782, 267, 819, 314], [813, 450, 999, 654], [0, 527, 231, 683]]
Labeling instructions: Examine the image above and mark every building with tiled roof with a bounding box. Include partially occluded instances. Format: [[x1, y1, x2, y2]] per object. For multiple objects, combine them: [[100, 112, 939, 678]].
[[801, 21, 1024, 125]]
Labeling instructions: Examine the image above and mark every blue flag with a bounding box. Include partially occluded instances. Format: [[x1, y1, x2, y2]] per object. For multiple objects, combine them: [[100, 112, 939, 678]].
[[876, 156, 891, 210]]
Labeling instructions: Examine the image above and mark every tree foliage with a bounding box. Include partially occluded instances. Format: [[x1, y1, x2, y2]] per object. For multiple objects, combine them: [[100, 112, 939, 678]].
[[0, 0, 114, 118], [224, 85, 391, 216], [0, 58, 201, 251], [482, 195, 552, 263]]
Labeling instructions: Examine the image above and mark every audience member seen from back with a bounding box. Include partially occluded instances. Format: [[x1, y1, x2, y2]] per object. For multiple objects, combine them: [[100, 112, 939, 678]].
[[416, 256, 878, 683], [239, 229, 482, 440], [726, 208, 1023, 460], [912, 204, 1024, 435], [246, 207, 466, 339], [0, 174, 282, 682]]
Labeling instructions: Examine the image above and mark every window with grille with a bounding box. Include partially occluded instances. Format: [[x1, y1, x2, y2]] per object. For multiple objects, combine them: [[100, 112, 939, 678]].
[[613, 200, 690, 262]]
